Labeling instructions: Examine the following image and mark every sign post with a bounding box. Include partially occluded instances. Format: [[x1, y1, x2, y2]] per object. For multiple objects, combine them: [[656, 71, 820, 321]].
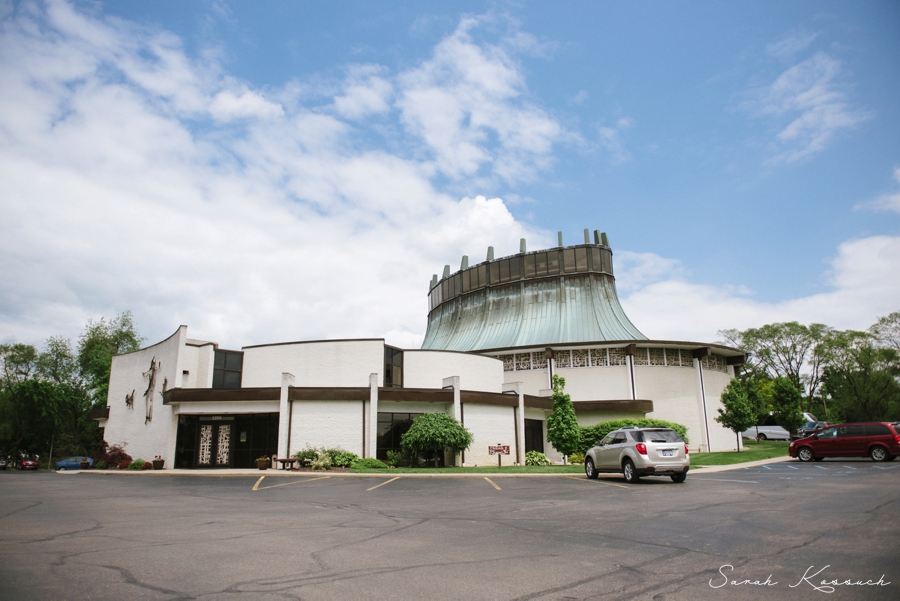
[[488, 444, 510, 468]]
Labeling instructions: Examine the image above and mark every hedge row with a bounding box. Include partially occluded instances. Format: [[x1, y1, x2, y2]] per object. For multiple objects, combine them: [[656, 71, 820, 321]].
[[577, 419, 689, 454]]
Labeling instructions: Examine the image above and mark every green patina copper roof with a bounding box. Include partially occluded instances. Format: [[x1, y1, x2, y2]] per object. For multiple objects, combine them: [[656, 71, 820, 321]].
[[421, 237, 646, 352]]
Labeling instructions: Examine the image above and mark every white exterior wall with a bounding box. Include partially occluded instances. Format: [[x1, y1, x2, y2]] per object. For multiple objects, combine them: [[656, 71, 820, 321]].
[[290, 400, 365, 456], [377, 401, 451, 415], [103, 326, 187, 465], [241, 340, 384, 388], [700, 368, 739, 452], [462, 403, 518, 466], [403, 351, 503, 392], [553, 366, 632, 401], [575, 410, 645, 427]]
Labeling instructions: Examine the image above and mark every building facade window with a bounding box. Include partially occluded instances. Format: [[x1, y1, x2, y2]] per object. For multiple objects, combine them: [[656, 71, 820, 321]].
[[212, 350, 243, 389], [384, 347, 403, 388], [377, 412, 419, 460]]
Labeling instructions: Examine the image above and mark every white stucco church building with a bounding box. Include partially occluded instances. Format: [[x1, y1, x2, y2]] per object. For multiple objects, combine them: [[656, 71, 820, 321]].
[[93, 231, 744, 469]]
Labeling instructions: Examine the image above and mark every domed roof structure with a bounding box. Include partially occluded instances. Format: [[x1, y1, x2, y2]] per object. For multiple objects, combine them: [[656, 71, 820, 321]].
[[422, 230, 646, 352]]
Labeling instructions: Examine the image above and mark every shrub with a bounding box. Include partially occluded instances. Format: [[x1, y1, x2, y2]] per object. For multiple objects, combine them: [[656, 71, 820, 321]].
[[93, 441, 132, 467], [119, 460, 130, 469], [579, 419, 689, 454], [400, 413, 472, 466], [140, 461, 153, 470], [525, 451, 550, 466], [385, 450, 404, 467], [293, 446, 321, 465], [567, 452, 585, 465], [127, 458, 145, 470], [95, 460, 107, 470], [547, 375, 580, 458], [352, 458, 388, 469], [325, 449, 360, 468], [310, 451, 331, 471]]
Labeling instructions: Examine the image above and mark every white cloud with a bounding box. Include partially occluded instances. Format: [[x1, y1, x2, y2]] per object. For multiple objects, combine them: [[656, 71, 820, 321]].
[[0, 2, 549, 350], [765, 31, 819, 61], [619, 235, 900, 342], [332, 65, 393, 120], [860, 167, 900, 213], [749, 52, 867, 165], [597, 126, 630, 165], [209, 87, 284, 121], [396, 16, 564, 184]]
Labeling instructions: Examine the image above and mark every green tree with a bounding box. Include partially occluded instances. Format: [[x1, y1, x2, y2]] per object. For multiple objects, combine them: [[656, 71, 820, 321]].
[[0, 379, 65, 457], [820, 329, 900, 422], [719, 321, 831, 412], [546, 375, 580, 461], [1, 343, 38, 386], [400, 412, 472, 466], [770, 377, 805, 434], [715, 379, 757, 451], [869, 311, 900, 352], [77, 311, 143, 407]]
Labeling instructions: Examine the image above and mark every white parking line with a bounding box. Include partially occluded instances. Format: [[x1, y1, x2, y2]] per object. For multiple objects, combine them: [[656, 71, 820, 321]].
[[842, 466, 857, 469], [786, 465, 798, 470], [874, 465, 900, 470], [815, 466, 828, 470], [762, 466, 772, 470], [693, 478, 759, 484]]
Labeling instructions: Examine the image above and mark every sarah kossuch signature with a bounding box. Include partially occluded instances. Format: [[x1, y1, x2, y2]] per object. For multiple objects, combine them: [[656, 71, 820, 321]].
[[710, 564, 891, 593]]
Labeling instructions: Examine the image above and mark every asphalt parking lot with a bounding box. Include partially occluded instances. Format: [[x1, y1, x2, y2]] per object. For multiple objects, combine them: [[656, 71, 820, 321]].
[[1, 462, 898, 600]]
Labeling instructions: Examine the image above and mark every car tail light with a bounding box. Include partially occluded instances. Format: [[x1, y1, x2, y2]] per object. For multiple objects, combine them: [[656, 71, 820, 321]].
[[684, 444, 689, 455], [894, 435, 900, 445], [636, 443, 647, 455]]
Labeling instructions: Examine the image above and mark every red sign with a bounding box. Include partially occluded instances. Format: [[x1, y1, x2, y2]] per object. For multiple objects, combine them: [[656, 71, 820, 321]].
[[488, 445, 510, 455]]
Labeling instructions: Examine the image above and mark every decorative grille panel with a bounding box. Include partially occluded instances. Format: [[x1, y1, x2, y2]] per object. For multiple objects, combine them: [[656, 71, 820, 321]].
[[572, 349, 589, 368], [532, 351, 547, 369], [198, 425, 212, 465], [590, 349, 608, 367], [555, 350, 571, 368], [216, 425, 230, 465], [680, 350, 694, 367], [608, 348, 626, 366], [633, 348, 649, 366], [649, 349, 666, 366], [501, 355, 514, 372], [515, 353, 531, 371]]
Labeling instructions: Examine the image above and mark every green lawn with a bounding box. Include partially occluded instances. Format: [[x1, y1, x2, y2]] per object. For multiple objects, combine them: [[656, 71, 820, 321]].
[[690, 439, 790, 467], [350, 464, 585, 474]]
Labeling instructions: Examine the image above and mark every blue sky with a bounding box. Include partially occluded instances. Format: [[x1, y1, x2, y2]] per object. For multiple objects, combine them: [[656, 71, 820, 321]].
[[1, 0, 898, 350]]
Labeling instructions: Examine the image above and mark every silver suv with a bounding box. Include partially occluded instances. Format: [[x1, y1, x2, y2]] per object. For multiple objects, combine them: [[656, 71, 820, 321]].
[[584, 427, 690, 483]]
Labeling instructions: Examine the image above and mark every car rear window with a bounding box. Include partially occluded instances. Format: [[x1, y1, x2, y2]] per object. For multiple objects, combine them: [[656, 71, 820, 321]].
[[865, 424, 890, 436], [632, 429, 683, 443]]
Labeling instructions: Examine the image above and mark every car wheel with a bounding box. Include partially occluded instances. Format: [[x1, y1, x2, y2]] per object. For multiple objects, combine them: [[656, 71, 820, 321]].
[[870, 446, 888, 462], [59, 467, 66, 471], [757, 434, 768, 441], [797, 447, 814, 462], [584, 458, 598, 479], [622, 459, 639, 483], [670, 470, 687, 483]]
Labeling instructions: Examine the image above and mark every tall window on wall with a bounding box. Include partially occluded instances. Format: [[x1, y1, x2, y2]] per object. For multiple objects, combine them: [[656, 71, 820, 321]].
[[213, 350, 243, 389], [384, 346, 403, 388]]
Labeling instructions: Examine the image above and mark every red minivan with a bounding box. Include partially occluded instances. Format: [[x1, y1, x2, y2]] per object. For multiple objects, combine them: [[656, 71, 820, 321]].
[[789, 422, 900, 462]]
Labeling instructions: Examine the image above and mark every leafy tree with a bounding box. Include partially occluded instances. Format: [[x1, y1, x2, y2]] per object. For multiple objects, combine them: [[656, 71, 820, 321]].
[[820, 329, 900, 422], [0, 379, 65, 457], [719, 321, 831, 412], [77, 311, 143, 407], [869, 311, 900, 352], [715, 379, 758, 451], [0, 343, 38, 386], [546, 375, 580, 461], [770, 377, 805, 434], [36, 336, 79, 385], [400, 412, 472, 466]]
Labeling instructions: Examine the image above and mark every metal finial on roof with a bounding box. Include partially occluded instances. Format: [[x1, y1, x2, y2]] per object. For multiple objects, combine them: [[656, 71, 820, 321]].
[[520, 238, 526, 253], [601, 232, 609, 246], [557, 231, 563, 247], [583, 229, 590, 244], [593, 230, 601, 245], [442, 265, 450, 278], [487, 246, 494, 260], [461, 255, 468, 269], [431, 274, 438, 288]]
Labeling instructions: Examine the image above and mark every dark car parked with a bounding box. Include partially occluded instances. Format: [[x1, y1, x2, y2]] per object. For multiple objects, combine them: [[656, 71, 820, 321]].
[[17, 456, 39, 470], [789, 422, 900, 462], [793, 421, 832, 440]]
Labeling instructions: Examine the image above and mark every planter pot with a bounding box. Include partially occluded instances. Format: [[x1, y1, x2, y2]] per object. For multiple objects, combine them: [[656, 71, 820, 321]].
[[152, 460, 164, 470], [256, 460, 269, 471]]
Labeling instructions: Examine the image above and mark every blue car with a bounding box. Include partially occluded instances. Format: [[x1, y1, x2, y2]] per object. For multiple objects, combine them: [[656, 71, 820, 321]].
[[55, 456, 93, 470]]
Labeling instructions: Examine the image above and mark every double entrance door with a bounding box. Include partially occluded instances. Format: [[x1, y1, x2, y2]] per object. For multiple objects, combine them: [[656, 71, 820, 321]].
[[198, 421, 233, 468]]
